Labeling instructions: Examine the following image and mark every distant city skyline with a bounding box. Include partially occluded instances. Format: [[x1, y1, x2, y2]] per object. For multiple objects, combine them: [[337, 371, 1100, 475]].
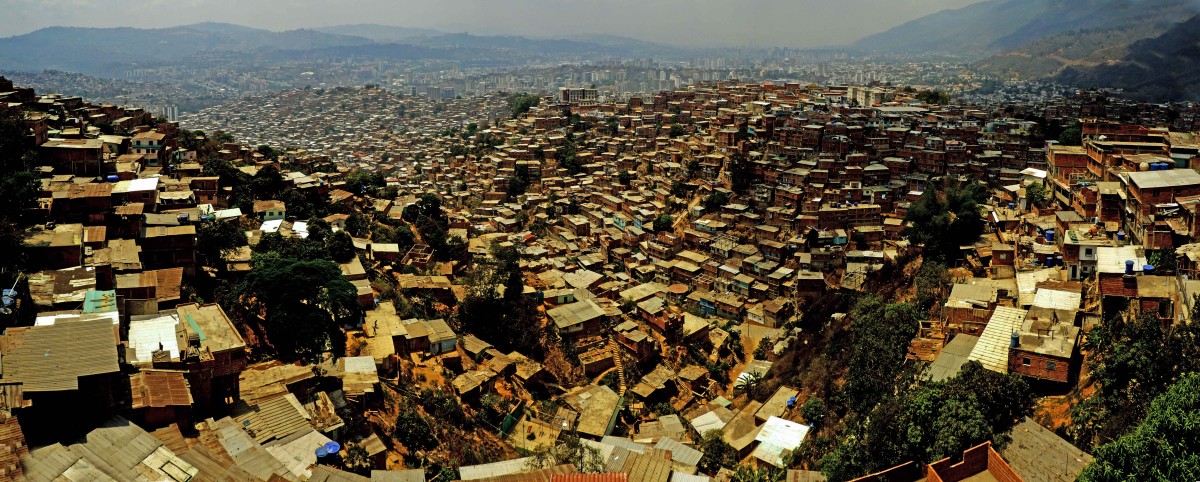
[[0, 0, 985, 48]]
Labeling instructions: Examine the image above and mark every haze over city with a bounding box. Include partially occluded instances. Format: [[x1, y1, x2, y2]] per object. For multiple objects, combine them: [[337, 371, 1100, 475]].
[[0, 0, 984, 47]]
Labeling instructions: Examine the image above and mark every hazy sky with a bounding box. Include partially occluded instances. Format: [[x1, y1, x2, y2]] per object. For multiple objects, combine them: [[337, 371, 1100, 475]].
[[0, 0, 985, 48]]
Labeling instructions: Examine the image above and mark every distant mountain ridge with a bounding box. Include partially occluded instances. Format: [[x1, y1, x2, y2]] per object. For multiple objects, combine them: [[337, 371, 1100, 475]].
[[313, 24, 443, 42], [0, 25, 374, 75], [854, 0, 1200, 55], [1057, 13, 1200, 101], [0, 23, 688, 77]]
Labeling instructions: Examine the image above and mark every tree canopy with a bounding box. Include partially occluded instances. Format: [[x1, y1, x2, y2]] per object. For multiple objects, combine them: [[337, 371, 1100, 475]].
[[195, 220, 248, 270], [843, 296, 921, 413], [1070, 311, 1200, 448], [229, 253, 358, 361], [902, 181, 987, 263], [458, 244, 541, 355], [508, 93, 541, 117], [1078, 372, 1200, 481], [822, 361, 1033, 480], [0, 108, 41, 280]]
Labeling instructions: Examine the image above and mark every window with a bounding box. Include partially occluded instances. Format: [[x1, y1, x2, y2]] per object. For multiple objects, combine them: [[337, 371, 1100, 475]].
[[1084, 248, 1093, 256], [1046, 361, 1057, 371], [1022, 357, 1032, 366]]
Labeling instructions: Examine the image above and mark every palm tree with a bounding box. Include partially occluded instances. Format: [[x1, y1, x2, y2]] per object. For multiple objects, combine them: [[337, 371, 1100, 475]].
[[734, 370, 765, 399]]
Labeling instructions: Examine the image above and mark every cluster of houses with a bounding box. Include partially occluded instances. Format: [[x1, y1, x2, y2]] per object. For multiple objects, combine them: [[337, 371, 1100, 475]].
[[5, 68, 1195, 482]]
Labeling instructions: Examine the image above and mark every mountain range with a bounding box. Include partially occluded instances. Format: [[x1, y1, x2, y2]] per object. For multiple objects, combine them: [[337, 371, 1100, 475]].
[[853, 0, 1200, 100], [854, 0, 1200, 56], [0, 23, 687, 77], [1057, 14, 1200, 101]]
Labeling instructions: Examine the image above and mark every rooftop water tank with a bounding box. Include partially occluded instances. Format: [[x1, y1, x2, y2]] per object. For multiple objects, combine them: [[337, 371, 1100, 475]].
[[1117, 231, 1126, 241], [1045, 229, 1055, 242], [1140, 162, 1150, 171], [1125, 260, 1135, 275], [1010, 332, 1020, 348], [105, 174, 119, 182], [1144, 265, 1155, 275]]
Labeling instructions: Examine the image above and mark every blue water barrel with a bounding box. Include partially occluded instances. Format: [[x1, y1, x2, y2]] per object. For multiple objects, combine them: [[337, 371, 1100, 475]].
[[1144, 265, 1155, 275], [1045, 229, 1055, 242], [1125, 260, 1135, 275], [105, 175, 119, 182]]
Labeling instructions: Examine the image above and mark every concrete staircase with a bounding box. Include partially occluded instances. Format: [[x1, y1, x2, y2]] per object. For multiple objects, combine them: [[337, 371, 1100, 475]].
[[609, 337, 627, 396]]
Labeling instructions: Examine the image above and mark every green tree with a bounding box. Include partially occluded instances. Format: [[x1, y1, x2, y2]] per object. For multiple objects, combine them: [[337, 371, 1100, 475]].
[[914, 261, 952, 314], [653, 214, 674, 233], [1059, 123, 1083, 146], [327, 230, 356, 263], [0, 108, 42, 280], [915, 90, 950, 105], [735, 370, 767, 400], [844, 296, 920, 414], [458, 245, 541, 354], [802, 397, 826, 429], [346, 212, 371, 237], [231, 253, 358, 361], [250, 164, 286, 199], [1078, 373, 1200, 481], [697, 430, 739, 475], [508, 93, 541, 117], [1072, 311, 1200, 447], [1026, 181, 1049, 209], [729, 152, 754, 194], [1147, 247, 1177, 275], [508, 164, 531, 197], [902, 181, 986, 263], [196, 220, 248, 270], [703, 191, 730, 212], [345, 169, 385, 196], [822, 361, 1032, 480], [669, 124, 686, 137], [256, 144, 279, 160], [343, 443, 372, 474], [394, 409, 437, 451], [618, 170, 634, 186], [527, 431, 606, 473]]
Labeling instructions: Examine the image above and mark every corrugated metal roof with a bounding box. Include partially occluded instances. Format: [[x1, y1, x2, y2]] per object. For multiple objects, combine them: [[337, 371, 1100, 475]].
[[1126, 169, 1200, 189], [752, 417, 810, 468], [927, 335, 980, 382], [127, 314, 182, 364], [0, 318, 119, 392], [309, 465, 371, 482], [232, 393, 313, 444], [653, 437, 702, 467], [208, 416, 293, 480], [968, 306, 1028, 374], [552, 474, 628, 482], [1031, 289, 1081, 311], [458, 457, 537, 481], [372, 469, 427, 482], [129, 370, 193, 409], [21, 416, 198, 481], [265, 429, 332, 480], [671, 474, 710, 482]]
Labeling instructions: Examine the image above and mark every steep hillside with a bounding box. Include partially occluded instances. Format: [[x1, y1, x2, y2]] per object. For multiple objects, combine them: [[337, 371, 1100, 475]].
[[855, 0, 1199, 56], [1058, 14, 1200, 101], [975, 2, 1198, 79]]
